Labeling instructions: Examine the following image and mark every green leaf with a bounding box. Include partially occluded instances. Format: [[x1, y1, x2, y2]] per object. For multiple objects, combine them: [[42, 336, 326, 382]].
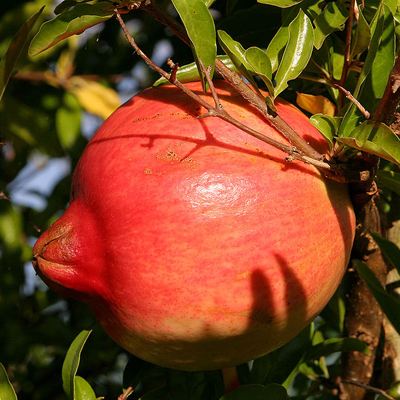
[[0, 7, 44, 103], [266, 25, 289, 73], [29, 3, 113, 56], [354, 260, 400, 335], [220, 383, 289, 400], [313, 2, 348, 49], [370, 232, 400, 275], [217, 30, 258, 88], [376, 170, 400, 197], [350, 6, 371, 58], [306, 337, 369, 360], [171, 0, 216, 91], [62, 329, 93, 400], [245, 46, 274, 96], [257, 0, 303, 8], [153, 55, 236, 87], [75, 376, 96, 400], [54, 0, 92, 15], [56, 91, 82, 151], [0, 363, 17, 400], [337, 121, 400, 165], [309, 114, 341, 148], [274, 10, 314, 97]]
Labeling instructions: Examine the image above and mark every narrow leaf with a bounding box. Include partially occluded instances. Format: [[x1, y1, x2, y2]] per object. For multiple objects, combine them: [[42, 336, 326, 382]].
[[309, 114, 341, 148], [0, 7, 44, 103], [257, 0, 303, 8], [370, 232, 400, 275], [54, 0, 92, 15], [274, 10, 314, 97], [350, 6, 371, 58], [245, 46, 274, 96], [75, 376, 96, 400], [355, 260, 400, 335], [266, 26, 289, 73], [0, 363, 17, 400], [220, 384, 289, 400], [62, 329, 93, 400], [29, 3, 113, 56], [337, 120, 400, 166], [171, 0, 216, 91], [217, 30, 258, 87], [313, 2, 348, 49], [376, 170, 400, 197], [307, 337, 369, 360]]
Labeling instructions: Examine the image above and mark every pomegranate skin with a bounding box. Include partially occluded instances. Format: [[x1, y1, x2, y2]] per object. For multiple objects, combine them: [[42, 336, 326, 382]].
[[33, 81, 355, 371]]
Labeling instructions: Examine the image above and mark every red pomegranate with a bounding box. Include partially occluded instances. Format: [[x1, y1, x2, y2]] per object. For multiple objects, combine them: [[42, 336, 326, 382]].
[[33, 81, 355, 371]]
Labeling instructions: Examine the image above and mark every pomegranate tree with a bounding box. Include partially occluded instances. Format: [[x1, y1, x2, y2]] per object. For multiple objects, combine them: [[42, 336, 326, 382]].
[[33, 81, 355, 371]]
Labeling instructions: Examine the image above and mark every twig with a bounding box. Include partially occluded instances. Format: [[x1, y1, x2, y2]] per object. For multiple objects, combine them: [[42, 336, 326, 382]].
[[114, 9, 333, 171], [118, 386, 133, 400], [342, 380, 395, 400], [334, 84, 371, 119], [140, 0, 325, 162]]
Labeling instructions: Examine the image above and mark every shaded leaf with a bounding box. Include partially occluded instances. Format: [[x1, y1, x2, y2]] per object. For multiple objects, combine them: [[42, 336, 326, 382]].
[[122, 356, 155, 391], [0, 363, 17, 400], [350, 6, 371, 58], [376, 170, 400, 197], [54, 0, 93, 15], [0, 7, 44, 103], [258, 0, 303, 8], [220, 383, 289, 399], [274, 10, 314, 97], [245, 46, 274, 96], [355, 260, 400, 335], [338, 121, 400, 166], [171, 0, 216, 91], [153, 55, 236, 87], [309, 114, 341, 147], [313, 2, 348, 49], [370, 232, 400, 275], [29, 3, 113, 56], [62, 329, 92, 400], [306, 337, 369, 360], [68, 76, 121, 120]]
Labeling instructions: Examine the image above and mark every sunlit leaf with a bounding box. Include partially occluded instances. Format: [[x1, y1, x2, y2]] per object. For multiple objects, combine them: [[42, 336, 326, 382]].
[[338, 121, 400, 165], [0, 363, 17, 400], [0, 7, 43, 103], [309, 114, 341, 147], [62, 329, 92, 400], [75, 376, 96, 400], [68, 76, 121, 120], [171, 0, 216, 91], [355, 260, 400, 335], [257, 0, 303, 8], [245, 46, 274, 96], [218, 30, 258, 87], [313, 2, 348, 49], [370, 232, 400, 275], [296, 93, 336, 117], [29, 3, 113, 56], [153, 55, 236, 87], [274, 10, 314, 97]]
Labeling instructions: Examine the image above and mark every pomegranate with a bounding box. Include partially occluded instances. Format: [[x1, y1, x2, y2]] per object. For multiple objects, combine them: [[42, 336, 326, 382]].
[[33, 81, 355, 371]]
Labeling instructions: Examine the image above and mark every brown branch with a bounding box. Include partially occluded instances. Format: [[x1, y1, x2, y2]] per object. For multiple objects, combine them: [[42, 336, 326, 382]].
[[342, 381, 395, 400], [335, 84, 371, 119], [114, 9, 333, 171], [140, 0, 324, 162], [372, 55, 400, 125]]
